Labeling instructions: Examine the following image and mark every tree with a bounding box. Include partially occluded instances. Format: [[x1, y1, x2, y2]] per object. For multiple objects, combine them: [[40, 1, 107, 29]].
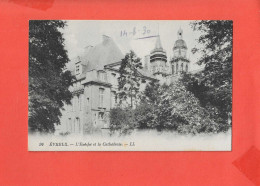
[[189, 21, 233, 126], [135, 80, 162, 129], [109, 107, 136, 135], [29, 20, 74, 133], [117, 50, 143, 108], [154, 79, 219, 134]]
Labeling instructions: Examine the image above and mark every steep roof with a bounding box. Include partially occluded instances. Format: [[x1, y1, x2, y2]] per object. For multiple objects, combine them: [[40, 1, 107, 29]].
[[81, 35, 124, 71], [154, 35, 163, 49]]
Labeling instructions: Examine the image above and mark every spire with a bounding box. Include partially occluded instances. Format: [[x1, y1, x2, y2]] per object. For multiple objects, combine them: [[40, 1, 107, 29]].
[[177, 27, 183, 39], [154, 35, 163, 49]]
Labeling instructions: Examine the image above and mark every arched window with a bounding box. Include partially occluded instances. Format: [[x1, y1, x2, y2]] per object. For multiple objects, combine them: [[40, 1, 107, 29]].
[[176, 63, 179, 74], [181, 63, 183, 72], [186, 64, 188, 72], [172, 64, 175, 74]]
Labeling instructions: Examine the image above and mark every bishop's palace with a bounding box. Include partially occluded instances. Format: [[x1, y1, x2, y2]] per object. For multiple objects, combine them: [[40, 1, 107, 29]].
[[58, 28, 193, 135]]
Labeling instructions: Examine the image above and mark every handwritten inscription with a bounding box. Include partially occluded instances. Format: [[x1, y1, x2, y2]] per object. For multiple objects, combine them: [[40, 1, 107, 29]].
[[120, 26, 151, 38]]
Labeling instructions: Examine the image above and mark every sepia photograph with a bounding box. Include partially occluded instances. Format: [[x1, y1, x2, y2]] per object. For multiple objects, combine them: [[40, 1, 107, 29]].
[[28, 20, 232, 151]]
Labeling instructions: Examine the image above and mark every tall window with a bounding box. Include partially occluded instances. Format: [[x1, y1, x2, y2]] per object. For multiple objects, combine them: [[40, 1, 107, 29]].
[[75, 118, 80, 133], [77, 95, 80, 110], [72, 96, 75, 111], [86, 98, 90, 106], [176, 63, 179, 74], [186, 64, 188, 72], [67, 118, 71, 132], [98, 71, 106, 82], [73, 119, 76, 133], [111, 73, 116, 84], [172, 64, 175, 74], [181, 63, 183, 72], [75, 65, 80, 75], [99, 88, 104, 108], [80, 94, 84, 111], [111, 91, 116, 108]]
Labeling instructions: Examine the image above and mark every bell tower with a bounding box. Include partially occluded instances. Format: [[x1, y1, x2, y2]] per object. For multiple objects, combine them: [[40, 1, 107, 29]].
[[171, 28, 190, 75]]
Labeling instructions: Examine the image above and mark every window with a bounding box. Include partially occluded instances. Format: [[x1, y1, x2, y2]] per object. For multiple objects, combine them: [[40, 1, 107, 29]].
[[186, 64, 188, 72], [75, 118, 80, 133], [73, 119, 76, 133], [153, 66, 156, 73], [98, 71, 106, 82], [87, 98, 90, 106], [172, 64, 175, 74], [67, 118, 71, 132], [111, 73, 116, 84], [99, 88, 104, 108], [80, 95, 84, 111], [98, 112, 104, 120], [111, 91, 116, 108], [181, 63, 183, 72], [77, 95, 80, 110], [176, 63, 179, 74], [75, 65, 80, 75], [72, 97, 75, 111]]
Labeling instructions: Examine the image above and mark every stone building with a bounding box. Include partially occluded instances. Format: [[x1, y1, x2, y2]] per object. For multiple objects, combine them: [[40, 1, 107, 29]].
[[58, 28, 190, 135]]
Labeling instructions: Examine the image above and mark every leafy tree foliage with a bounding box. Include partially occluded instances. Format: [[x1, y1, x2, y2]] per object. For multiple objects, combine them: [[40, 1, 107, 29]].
[[118, 50, 143, 107], [111, 78, 221, 135], [189, 21, 233, 125], [29, 20, 74, 133], [109, 107, 136, 135], [153, 79, 220, 134]]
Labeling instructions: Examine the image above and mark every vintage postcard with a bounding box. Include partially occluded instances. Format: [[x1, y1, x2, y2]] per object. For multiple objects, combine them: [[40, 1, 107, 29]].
[[28, 20, 232, 151]]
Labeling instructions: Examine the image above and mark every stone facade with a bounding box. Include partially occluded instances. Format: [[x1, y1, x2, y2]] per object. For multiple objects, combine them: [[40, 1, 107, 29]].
[[58, 29, 190, 135]]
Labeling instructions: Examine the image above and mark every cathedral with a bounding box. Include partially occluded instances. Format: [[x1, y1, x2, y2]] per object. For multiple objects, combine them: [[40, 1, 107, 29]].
[[58, 28, 190, 135]]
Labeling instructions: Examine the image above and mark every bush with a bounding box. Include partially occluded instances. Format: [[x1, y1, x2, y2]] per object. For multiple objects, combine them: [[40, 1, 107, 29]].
[[109, 107, 136, 135]]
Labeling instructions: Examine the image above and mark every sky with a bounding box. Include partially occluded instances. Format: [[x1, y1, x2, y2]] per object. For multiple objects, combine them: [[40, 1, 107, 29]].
[[61, 20, 204, 71]]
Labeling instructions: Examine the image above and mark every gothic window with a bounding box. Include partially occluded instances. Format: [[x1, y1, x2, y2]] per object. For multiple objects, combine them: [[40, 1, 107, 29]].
[[181, 63, 183, 72], [172, 64, 175, 74], [186, 64, 188, 72], [176, 63, 179, 74], [99, 88, 104, 108]]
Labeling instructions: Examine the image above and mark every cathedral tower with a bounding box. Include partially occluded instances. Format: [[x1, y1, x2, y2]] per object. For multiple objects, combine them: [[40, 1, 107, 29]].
[[150, 36, 167, 77], [171, 28, 190, 75]]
